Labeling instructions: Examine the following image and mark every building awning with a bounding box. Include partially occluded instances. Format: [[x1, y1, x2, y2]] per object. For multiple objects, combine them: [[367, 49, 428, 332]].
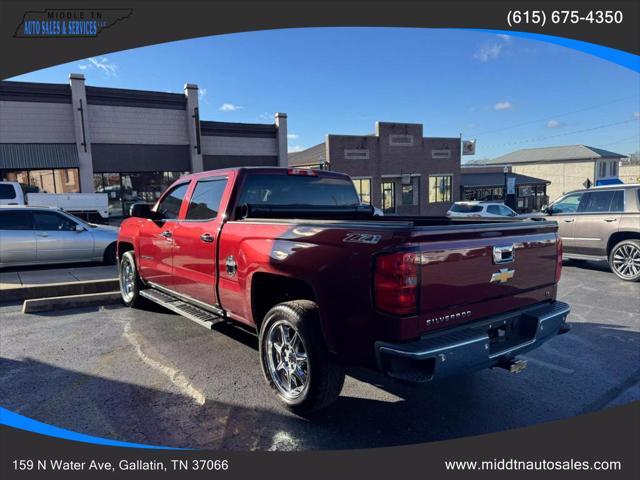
[[460, 172, 549, 188], [0, 143, 80, 170], [595, 178, 624, 186]]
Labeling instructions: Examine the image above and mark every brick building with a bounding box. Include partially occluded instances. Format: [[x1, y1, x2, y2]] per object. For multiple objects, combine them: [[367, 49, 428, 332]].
[[289, 121, 461, 215], [0, 75, 288, 217]]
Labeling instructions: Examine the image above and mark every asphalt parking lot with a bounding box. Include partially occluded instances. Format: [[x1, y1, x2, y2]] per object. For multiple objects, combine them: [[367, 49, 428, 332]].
[[1, 261, 639, 450]]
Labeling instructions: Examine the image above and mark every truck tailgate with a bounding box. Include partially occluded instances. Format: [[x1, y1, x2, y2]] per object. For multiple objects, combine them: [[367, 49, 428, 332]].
[[414, 222, 558, 319]]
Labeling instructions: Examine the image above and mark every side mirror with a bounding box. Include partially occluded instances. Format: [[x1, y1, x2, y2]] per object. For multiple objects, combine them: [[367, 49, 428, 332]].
[[75, 224, 86, 232], [541, 204, 551, 215], [129, 203, 156, 219]]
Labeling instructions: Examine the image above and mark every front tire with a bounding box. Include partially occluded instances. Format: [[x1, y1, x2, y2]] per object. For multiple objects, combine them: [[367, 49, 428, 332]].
[[259, 300, 345, 415], [609, 239, 640, 282], [119, 251, 147, 307]]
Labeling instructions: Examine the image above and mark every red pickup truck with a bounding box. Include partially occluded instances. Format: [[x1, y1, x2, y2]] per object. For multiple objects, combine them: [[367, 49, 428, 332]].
[[118, 167, 570, 413]]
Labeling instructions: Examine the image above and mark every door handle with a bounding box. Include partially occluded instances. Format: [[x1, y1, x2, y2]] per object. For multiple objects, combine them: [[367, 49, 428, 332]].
[[563, 219, 575, 223], [37, 232, 49, 237], [200, 233, 214, 243], [160, 230, 172, 238], [604, 218, 617, 222]]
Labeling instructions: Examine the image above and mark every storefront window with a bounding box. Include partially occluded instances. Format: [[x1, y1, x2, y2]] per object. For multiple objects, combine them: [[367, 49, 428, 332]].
[[53, 168, 81, 193], [382, 181, 396, 213], [1, 168, 80, 194], [401, 177, 419, 205], [93, 171, 188, 218], [428, 175, 452, 203], [352, 178, 371, 204], [28, 170, 56, 193]]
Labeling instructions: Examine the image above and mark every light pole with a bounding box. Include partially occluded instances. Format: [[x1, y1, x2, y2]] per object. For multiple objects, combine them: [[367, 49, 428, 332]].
[[503, 166, 508, 202]]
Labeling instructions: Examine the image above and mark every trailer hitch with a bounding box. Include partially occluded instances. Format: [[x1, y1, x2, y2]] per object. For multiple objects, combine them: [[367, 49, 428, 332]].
[[496, 357, 528, 374]]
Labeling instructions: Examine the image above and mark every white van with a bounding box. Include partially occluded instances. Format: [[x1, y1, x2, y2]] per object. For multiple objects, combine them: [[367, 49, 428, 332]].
[[0, 181, 109, 223]]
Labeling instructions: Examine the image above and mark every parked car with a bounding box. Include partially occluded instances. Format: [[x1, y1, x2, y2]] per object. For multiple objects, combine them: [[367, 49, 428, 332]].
[[118, 167, 569, 413], [541, 184, 640, 281], [447, 201, 519, 218], [0, 206, 118, 268], [0, 181, 109, 223]]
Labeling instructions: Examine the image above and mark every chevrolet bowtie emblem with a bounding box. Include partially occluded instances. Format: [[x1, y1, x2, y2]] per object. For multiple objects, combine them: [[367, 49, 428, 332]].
[[491, 268, 515, 284]]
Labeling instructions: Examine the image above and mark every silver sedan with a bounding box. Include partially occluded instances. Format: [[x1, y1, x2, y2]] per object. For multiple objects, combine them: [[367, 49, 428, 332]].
[[0, 206, 118, 268]]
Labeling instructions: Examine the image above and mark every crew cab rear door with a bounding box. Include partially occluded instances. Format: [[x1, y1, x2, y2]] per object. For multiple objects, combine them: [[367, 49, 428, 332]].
[[171, 175, 231, 307], [570, 189, 623, 257]]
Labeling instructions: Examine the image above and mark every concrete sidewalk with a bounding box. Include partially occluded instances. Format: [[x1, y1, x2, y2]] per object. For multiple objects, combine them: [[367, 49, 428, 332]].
[[0, 264, 117, 289], [0, 264, 118, 301]]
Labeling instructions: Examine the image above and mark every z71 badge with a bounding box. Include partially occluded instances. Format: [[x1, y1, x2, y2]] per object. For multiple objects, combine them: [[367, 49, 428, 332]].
[[343, 233, 382, 244]]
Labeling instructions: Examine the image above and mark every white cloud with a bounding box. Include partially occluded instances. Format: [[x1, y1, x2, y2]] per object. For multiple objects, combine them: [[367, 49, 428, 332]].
[[78, 57, 117, 76], [474, 43, 503, 62], [219, 102, 243, 112], [287, 133, 299, 140], [547, 119, 561, 128], [494, 101, 513, 111], [473, 34, 511, 62]]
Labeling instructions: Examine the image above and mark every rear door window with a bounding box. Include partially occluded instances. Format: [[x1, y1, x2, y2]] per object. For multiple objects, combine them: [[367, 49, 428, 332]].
[[156, 183, 190, 219], [609, 190, 624, 212], [185, 178, 228, 220], [579, 191, 615, 213], [486, 205, 501, 215], [0, 184, 17, 200], [0, 210, 33, 230]]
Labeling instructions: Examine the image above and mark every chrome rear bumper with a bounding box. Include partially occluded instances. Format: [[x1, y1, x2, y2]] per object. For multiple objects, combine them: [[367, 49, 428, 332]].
[[374, 301, 571, 382]]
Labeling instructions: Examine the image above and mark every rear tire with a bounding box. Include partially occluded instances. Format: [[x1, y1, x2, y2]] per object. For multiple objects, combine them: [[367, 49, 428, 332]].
[[103, 243, 117, 265], [259, 300, 345, 415], [609, 239, 640, 282], [119, 251, 148, 307]]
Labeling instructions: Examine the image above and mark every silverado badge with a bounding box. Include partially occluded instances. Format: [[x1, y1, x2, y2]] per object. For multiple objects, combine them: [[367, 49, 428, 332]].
[[491, 268, 515, 284]]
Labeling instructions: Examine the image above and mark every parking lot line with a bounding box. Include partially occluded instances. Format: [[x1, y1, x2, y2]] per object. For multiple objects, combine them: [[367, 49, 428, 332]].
[[122, 320, 206, 406]]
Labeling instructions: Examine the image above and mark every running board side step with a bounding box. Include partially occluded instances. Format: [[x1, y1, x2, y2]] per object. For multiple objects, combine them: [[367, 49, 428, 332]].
[[140, 288, 223, 329]]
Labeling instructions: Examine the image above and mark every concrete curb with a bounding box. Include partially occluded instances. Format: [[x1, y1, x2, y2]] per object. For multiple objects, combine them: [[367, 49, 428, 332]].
[[22, 291, 122, 314], [0, 278, 118, 302]]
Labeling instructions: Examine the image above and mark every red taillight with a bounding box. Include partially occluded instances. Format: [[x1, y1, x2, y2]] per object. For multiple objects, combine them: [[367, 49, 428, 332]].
[[374, 252, 418, 315], [555, 237, 563, 283]]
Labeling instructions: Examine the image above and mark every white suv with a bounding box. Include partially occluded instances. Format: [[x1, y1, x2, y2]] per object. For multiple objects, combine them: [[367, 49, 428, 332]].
[[447, 201, 519, 218]]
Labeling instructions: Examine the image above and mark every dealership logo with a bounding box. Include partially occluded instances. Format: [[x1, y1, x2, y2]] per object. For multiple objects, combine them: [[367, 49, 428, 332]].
[[14, 8, 133, 38]]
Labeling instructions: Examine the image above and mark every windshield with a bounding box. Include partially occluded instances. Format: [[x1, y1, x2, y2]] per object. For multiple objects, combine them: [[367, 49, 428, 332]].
[[237, 174, 360, 207]]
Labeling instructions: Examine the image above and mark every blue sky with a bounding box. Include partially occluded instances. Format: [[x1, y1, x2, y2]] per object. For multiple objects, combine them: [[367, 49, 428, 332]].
[[10, 27, 640, 160]]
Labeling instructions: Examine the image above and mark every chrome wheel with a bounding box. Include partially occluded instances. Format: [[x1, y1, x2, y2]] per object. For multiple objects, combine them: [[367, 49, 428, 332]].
[[120, 257, 136, 302], [265, 320, 309, 400], [612, 243, 640, 279]]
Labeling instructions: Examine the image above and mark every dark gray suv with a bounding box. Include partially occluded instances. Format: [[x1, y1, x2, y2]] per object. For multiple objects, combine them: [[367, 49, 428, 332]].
[[542, 184, 640, 281]]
